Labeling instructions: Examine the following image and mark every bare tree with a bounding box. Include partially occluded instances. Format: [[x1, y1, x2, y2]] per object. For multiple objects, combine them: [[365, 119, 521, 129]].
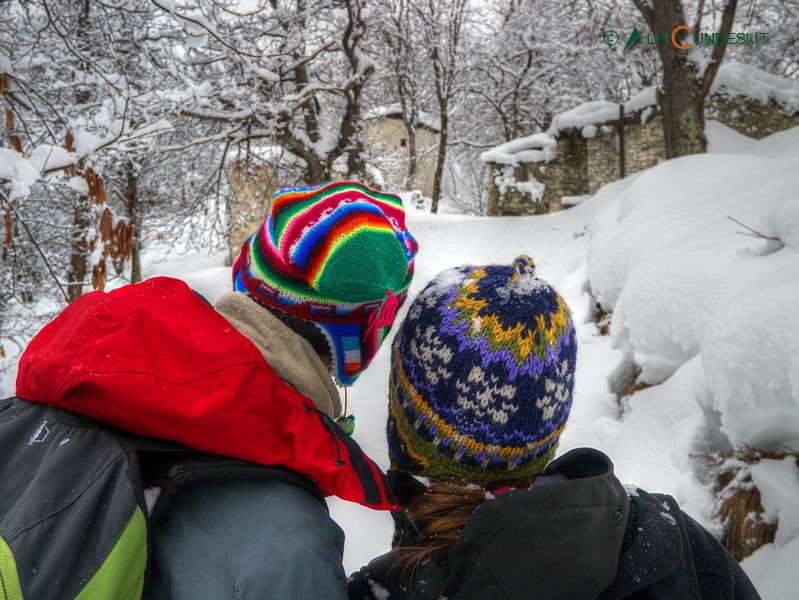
[[730, 0, 799, 79], [0, 0, 199, 301], [413, 0, 471, 213], [369, 0, 432, 192], [159, 0, 376, 184]]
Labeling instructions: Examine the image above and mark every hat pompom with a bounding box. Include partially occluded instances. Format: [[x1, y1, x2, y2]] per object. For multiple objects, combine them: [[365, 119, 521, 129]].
[[513, 254, 536, 275]]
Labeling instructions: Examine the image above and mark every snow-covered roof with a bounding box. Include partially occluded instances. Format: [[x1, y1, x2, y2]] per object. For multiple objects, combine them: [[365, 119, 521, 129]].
[[711, 62, 799, 113], [548, 88, 660, 136], [480, 133, 556, 165], [546, 63, 799, 138], [364, 104, 440, 132], [549, 101, 620, 134], [482, 63, 799, 166]]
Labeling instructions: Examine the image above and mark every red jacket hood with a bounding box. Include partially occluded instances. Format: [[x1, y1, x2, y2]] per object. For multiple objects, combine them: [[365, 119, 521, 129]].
[[16, 277, 397, 511]]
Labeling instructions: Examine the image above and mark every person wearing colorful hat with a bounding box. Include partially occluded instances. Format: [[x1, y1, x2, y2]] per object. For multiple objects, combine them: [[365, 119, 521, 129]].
[[15, 181, 418, 600], [347, 257, 760, 600], [232, 181, 417, 387]]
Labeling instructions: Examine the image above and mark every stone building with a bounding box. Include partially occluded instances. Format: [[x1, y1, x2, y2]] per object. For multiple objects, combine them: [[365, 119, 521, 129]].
[[363, 106, 439, 199], [482, 90, 664, 216], [483, 62, 799, 216], [548, 90, 667, 199], [482, 90, 664, 217]]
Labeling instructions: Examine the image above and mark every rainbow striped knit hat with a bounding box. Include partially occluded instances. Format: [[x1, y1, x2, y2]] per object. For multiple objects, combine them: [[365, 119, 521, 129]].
[[387, 256, 576, 480], [233, 181, 418, 387]]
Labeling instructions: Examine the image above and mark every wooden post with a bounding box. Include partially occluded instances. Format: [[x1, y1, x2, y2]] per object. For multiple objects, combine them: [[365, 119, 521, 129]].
[[618, 104, 626, 179]]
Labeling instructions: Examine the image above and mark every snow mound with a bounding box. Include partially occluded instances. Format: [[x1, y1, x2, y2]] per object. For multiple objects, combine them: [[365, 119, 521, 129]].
[[587, 133, 799, 452], [702, 267, 799, 449], [742, 454, 799, 596], [742, 537, 799, 600], [706, 120, 758, 154]]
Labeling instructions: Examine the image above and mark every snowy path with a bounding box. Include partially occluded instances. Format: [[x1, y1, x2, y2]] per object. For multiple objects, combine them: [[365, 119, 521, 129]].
[[326, 205, 629, 574]]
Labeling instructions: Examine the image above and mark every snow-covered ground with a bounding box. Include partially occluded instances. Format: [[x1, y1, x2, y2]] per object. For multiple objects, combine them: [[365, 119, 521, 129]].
[[3, 122, 798, 598]]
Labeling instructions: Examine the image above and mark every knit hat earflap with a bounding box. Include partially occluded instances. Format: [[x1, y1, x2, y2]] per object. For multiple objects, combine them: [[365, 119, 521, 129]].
[[233, 181, 418, 387], [387, 256, 577, 480]]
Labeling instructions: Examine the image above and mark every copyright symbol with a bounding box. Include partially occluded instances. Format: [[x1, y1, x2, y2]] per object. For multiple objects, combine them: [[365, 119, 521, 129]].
[[603, 30, 619, 46]]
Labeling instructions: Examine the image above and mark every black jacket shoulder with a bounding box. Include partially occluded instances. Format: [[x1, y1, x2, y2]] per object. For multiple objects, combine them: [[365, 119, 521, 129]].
[[348, 448, 761, 600]]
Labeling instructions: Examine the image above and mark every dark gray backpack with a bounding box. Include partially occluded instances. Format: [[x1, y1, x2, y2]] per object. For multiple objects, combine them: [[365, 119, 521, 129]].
[[0, 396, 324, 600]]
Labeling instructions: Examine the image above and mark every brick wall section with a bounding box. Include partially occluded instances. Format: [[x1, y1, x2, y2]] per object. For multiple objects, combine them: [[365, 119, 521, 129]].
[[708, 94, 799, 139]]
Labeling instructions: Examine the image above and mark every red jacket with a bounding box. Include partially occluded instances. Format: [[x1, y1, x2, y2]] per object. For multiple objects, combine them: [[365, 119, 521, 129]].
[[16, 277, 398, 511]]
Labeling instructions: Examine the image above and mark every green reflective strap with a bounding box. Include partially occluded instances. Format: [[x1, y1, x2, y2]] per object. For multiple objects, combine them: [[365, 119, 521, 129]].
[[0, 536, 24, 600], [75, 506, 147, 600]]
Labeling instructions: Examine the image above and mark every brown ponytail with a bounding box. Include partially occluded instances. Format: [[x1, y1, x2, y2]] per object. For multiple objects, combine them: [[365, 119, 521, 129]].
[[398, 474, 538, 574]]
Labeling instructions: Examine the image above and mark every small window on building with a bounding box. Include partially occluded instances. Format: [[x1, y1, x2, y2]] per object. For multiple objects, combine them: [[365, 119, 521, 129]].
[[400, 138, 407, 147]]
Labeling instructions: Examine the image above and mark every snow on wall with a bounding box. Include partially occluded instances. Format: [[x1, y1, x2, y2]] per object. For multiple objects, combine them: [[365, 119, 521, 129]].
[[547, 89, 660, 135], [549, 101, 620, 135], [545, 61, 798, 138], [480, 133, 556, 165], [466, 63, 796, 173], [712, 62, 799, 112]]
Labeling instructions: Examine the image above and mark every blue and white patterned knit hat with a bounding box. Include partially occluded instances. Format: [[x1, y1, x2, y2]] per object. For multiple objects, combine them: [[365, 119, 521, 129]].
[[387, 256, 577, 480]]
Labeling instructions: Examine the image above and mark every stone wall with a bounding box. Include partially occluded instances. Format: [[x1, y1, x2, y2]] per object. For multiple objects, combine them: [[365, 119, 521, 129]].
[[624, 113, 666, 174], [708, 94, 799, 139], [487, 113, 672, 217], [584, 112, 667, 196], [542, 135, 589, 211], [492, 90, 799, 217], [487, 135, 592, 216], [586, 128, 618, 195], [487, 164, 549, 216]]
